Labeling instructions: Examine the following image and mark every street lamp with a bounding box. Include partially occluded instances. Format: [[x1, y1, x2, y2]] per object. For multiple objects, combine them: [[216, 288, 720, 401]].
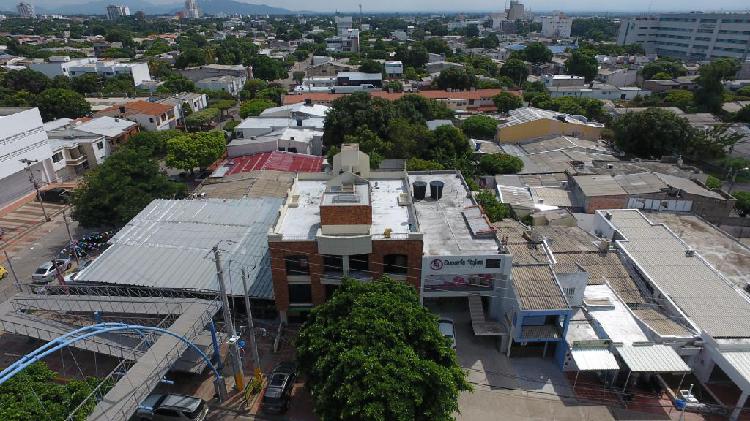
[[19, 158, 50, 221]]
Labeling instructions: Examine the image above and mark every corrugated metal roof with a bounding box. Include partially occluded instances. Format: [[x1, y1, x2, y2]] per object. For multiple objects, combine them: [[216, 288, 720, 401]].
[[616, 344, 690, 373], [722, 351, 750, 388], [572, 348, 620, 371], [512, 265, 568, 310], [607, 209, 750, 338], [77, 198, 283, 299], [631, 308, 693, 337]]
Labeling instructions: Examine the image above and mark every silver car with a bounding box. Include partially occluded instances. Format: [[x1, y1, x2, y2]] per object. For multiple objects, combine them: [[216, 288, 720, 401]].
[[133, 394, 208, 421], [31, 260, 68, 283], [438, 318, 457, 350]]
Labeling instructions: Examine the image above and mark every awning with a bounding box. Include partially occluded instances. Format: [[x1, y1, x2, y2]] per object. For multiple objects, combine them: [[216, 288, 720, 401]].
[[616, 344, 690, 373], [572, 348, 620, 371]]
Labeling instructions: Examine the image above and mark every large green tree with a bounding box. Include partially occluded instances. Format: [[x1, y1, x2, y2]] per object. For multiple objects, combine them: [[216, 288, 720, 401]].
[[36, 88, 91, 121], [434, 67, 477, 90], [251, 56, 288, 81], [564, 50, 598, 82], [166, 131, 226, 172], [523, 42, 553, 64], [640, 59, 686, 80], [72, 148, 185, 227], [498, 58, 529, 87], [0, 362, 110, 421], [296, 277, 470, 421], [695, 58, 740, 113], [612, 108, 695, 158], [493, 92, 523, 113], [240, 98, 276, 118], [479, 153, 523, 174], [461, 115, 498, 140]]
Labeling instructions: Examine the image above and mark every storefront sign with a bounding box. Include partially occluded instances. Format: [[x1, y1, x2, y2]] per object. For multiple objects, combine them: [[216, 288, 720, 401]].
[[422, 255, 509, 275]]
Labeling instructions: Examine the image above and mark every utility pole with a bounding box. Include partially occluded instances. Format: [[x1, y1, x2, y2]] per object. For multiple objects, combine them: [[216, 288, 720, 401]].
[[62, 211, 79, 265], [241, 268, 261, 369], [3, 251, 21, 291], [212, 245, 244, 391], [20, 159, 50, 222]]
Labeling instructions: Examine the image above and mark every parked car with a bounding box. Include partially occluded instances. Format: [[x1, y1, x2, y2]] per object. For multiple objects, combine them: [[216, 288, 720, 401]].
[[31, 260, 69, 283], [261, 362, 297, 413], [132, 393, 208, 421], [438, 318, 456, 350], [39, 187, 71, 203]]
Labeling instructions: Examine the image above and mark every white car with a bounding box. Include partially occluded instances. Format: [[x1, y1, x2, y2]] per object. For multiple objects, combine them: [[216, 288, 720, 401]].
[[31, 260, 69, 283], [438, 318, 457, 350]]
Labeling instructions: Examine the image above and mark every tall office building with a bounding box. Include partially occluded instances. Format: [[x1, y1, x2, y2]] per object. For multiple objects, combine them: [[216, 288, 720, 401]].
[[184, 0, 200, 19], [506, 0, 524, 21], [106, 4, 130, 20], [16, 2, 35, 18], [541, 12, 573, 38], [617, 12, 750, 61], [335, 15, 353, 36]]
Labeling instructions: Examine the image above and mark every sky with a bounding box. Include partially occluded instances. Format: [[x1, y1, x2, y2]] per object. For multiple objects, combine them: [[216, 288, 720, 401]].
[[12, 0, 750, 14]]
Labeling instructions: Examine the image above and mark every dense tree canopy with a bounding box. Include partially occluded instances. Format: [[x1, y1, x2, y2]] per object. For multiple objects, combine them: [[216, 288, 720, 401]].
[[612, 108, 694, 158], [695, 58, 740, 113], [493, 92, 523, 113], [461, 115, 498, 140], [296, 277, 470, 421], [36, 88, 91, 121], [498, 58, 529, 87], [521, 42, 553, 64], [240, 98, 276, 118], [479, 153, 524, 174], [0, 362, 110, 421], [640, 59, 686, 80], [72, 145, 185, 227], [434, 67, 477, 90], [564, 50, 598, 82], [166, 131, 226, 172]]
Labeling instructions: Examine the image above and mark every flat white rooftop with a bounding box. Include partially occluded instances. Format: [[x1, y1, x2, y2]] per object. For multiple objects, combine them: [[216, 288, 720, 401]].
[[584, 284, 649, 346], [409, 172, 500, 256], [276, 178, 413, 240]]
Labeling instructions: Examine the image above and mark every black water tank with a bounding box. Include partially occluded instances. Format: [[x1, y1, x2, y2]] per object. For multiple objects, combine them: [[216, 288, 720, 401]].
[[413, 181, 427, 200], [430, 181, 444, 200]]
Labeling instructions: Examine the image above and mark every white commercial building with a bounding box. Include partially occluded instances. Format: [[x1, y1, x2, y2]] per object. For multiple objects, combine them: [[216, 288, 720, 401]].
[[45, 121, 109, 181], [30, 57, 151, 87], [106, 4, 130, 20], [335, 15, 353, 36], [548, 84, 650, 101], [16, 2, 34, 18], [617, 12, 750, 60], [0, 107, 57, 206], [384, 61, 404, 77], [195, 75, 245, 97], [183, 0, 199, 19], [541, 13, 573, 38]]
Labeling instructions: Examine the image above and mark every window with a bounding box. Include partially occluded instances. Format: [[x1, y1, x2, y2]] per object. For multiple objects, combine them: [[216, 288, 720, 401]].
[[285, 255, 309, 276], [96, 141, 104, 150], [154, 408, 181, 417], [485, 259, 502, 269], [52, 152, 63, 163], [149, 117, 154, 123], [288, 284, 312, 304], [323, 255, 343, 273], [383, 254, 407, 274], [350, 254, 369, 272]]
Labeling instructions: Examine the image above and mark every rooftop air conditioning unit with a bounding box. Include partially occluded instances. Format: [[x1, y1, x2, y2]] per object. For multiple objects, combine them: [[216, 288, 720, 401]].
[[686, 249, 695, 257]]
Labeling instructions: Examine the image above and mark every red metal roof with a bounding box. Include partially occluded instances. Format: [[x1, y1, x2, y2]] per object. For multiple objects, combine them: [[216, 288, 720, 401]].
[[225, 151, 324, 174]]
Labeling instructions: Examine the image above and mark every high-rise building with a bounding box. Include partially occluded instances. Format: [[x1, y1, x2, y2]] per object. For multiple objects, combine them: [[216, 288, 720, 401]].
[[184, 0, 200, 19], [106, 4, 130, 20], [541, 12, 573, 38], [335, 15, 353, 36], [506, 0, 524, 21], [16, 2, 35, 18], [617, 12, 750, 61]]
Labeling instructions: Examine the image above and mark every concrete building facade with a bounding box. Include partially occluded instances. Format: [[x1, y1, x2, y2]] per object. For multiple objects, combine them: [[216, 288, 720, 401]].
[[617, 12, 750, 61], [541, 13, 573, 38]]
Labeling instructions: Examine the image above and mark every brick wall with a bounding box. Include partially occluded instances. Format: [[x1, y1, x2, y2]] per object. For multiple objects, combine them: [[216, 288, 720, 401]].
[[369, 239, 423, 289], [320, 205, 372, 225], [269, 237, 424, 313], [585, 195, 628, 213]]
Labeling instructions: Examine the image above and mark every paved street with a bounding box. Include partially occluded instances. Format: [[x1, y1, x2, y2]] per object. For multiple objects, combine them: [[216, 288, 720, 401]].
[[0, 207, 87, 301]]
